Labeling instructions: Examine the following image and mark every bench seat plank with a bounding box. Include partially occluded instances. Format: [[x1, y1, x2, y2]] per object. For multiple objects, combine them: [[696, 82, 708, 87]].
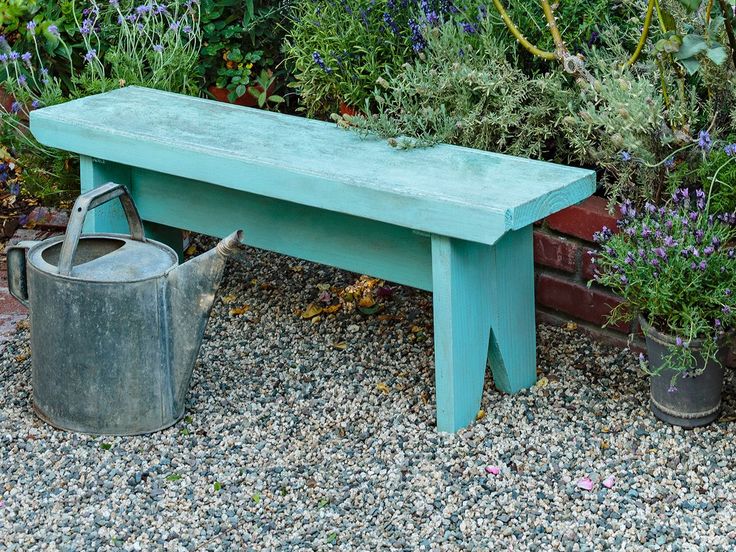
[[30, 86, 595, 246]]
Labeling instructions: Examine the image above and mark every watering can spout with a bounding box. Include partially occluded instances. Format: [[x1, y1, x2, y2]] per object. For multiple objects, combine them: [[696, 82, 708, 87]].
[[166, 230, 246, 410]]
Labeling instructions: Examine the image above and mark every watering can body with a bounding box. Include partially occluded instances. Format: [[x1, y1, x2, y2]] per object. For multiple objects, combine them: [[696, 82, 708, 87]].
[[7, 183, 244, 435]]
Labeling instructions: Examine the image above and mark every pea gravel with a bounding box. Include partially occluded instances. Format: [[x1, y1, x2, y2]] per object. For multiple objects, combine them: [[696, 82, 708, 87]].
[[2, 241, 736, 551]]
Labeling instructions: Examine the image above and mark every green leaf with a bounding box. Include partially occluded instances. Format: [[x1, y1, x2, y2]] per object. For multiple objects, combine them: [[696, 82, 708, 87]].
[[235, 84, 247, 97], [660, 10, 677, 32], [675, 34, 708, 59], [100, 443, 112, 450], [318, 498, 329, 508], [679, 57, 702, 74], [213, 481, 222, 491], [180, 428, 190, 435], [706, 45, 728, 65], [166, 473, 182, 482], [677, 0, 701, 12], [268, 95, 284, 104], [326, 532, 338, 544], [252, 493, 261, 503]]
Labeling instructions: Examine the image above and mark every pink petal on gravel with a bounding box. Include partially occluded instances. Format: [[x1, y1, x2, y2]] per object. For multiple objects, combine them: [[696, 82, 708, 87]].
[[602, 476, 615, 489], [577, 477, 594, 491], [485, 465, 500, 475]]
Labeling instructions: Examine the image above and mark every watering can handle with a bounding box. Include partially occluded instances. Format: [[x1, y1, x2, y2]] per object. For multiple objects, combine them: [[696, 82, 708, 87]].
[[57, 183, 145, 276]]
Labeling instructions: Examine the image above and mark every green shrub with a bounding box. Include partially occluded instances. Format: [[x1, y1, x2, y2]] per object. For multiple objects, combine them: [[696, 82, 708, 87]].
[[348, 21, 577, 160]]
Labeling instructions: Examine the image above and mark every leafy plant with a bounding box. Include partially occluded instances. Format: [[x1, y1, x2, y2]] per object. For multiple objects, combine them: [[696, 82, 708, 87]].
[[591, 188, 736, 380], [347, 21, 576, 160], [0, 0, 204, 204], [284, 0, 433, 115], [198, 0, 287, 101]]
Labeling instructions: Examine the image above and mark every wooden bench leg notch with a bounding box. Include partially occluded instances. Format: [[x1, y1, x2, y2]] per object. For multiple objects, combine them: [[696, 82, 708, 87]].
[[431, 226, 536, 433]]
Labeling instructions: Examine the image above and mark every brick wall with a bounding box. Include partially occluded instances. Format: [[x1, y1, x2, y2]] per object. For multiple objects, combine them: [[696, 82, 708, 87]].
[[533, 196, 643, 350]]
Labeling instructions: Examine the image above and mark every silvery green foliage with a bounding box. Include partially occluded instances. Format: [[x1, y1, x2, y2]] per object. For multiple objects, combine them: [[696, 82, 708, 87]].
[[349, 22, 577, 160]]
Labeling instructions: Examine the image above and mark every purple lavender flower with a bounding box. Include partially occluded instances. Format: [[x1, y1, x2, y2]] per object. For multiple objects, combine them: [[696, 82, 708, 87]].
[[312, 51, 332, 73], [408, 19, 426, 52], [620, 199, 636, 218], [10, 101, 21, 114], [698, 129, 712, 152], [653, 247, 667, 259], [715, 318, 722, 328], [675, 336, 683, 347], [31, 100, 40, 109], [169, 21, 180, 30], [183, 25, 192, 34], [9, 51, 19, 61], [620, 275, 628, 284], [47, 25, 59, 36], [725, 289, 732, 296], [644, 202, 656, 214], [153, 44, 164, 53], [21, 52, 31, 65], [109, 0, 119, 5], [695, 229, 704, 243], [664, 157, 675, 169], [383, 12, 399, 34], [667, 385, 678, 393], [461, 22, 476, 33], [136, 5, 152, 14], [26, 21, 36, 32], [724, 143, 736, 156], [723, 306, 732, 315], [695, 189, 705, 210], [84, 49, 97, 63], [663, 235, 677, 248], [624, 252, 635, 265], [620, 150, 632, 162], [699, 260, 707, 271], [17, 75, 26, 87], [0, 54, 7, 64], [80, 18, 94, 35]]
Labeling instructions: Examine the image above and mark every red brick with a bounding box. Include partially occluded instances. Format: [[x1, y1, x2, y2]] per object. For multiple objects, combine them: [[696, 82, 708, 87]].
[[533, 231, 578, 273], [545, 196, 619, 243], [535, 273, 628, 333]]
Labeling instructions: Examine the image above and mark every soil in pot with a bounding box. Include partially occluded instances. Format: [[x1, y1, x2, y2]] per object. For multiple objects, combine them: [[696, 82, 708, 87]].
[[641, 317, 727, 428]]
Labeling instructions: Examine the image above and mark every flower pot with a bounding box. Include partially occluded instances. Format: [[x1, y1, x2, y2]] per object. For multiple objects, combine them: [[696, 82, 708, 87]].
[[207, 84, 274, 108], [339, 102, 359, 117], [640, 317, 726, 428]]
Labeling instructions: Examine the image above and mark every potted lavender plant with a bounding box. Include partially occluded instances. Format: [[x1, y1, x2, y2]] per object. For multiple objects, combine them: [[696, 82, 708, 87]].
[[591, 188, 736, 427]]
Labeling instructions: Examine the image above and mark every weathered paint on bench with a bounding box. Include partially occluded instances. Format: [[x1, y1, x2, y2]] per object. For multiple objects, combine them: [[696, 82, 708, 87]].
[[30, 86, 596, 432]]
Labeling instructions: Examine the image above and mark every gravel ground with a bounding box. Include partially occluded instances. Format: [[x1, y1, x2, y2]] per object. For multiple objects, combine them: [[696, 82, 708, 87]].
[[2, 242, 736, 551]]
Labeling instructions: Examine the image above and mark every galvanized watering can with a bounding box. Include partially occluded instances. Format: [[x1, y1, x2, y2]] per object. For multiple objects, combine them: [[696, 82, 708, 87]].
[[7, 183, 245, 435]]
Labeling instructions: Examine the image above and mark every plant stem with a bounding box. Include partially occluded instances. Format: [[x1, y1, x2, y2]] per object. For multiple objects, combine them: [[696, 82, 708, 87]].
[[540, 0, 565, 55], [716, 0, 736, 69], [706, 0, 714, 24], [490, 0, 556, 60], [626, 0, 656, 67]]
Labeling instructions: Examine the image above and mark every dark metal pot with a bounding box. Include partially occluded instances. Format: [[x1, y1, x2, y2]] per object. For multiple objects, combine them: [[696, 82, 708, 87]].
[[640, 317, 726, 428]]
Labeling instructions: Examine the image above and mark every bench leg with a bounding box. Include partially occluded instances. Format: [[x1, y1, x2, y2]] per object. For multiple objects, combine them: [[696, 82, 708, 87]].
[[487, 226, 537, 394], [431, 227, 537, 432], [144, 221, 184, 263], [431, 236, 493, 432], [79, 156, 132, 234]]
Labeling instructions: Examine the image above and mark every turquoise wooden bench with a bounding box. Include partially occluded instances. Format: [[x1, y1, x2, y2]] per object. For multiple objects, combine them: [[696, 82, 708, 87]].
[[29, 86, 595, 432]]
